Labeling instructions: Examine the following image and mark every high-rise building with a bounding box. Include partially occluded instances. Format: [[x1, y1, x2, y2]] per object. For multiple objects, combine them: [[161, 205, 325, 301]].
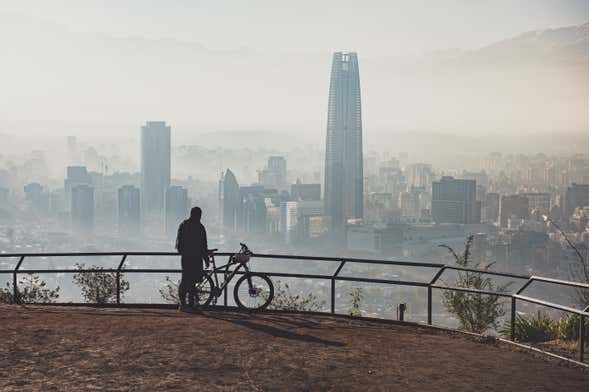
[[24, 183, 48, 214], [564, 183, 589, 219], [522, 192, 551, 214], [432, 176, 479, 224], [220, 169, 240, 231], [499, 195, 530, 228], [483, 193, 500, 223], [291, 182, 321, 201], [280, 201, 298, 243], [406, 163, 433, 190], [324, 52, 363, 233], [71, 184, 94, 234], [118, 185, 140, 236], [140, 121, 171, 218], [64, 166, 91, 211], [259, 156, 287, 191], [165, 186, 189, 237]]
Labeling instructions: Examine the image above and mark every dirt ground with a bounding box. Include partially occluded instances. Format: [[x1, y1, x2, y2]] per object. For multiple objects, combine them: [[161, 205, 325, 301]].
[[1, 305, 588, 391]]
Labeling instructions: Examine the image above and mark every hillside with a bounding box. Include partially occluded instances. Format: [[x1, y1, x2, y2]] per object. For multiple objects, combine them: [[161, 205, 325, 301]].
[[1, 305, 588, 391]]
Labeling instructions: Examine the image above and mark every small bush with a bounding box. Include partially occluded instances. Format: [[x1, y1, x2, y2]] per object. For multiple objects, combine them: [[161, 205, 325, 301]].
[[0, 274, 60, 304], [268, 281, 324, 312], [440, 236, 511, 333], [554, 313, 589, 342], [348, 288, 364, 317], [500, 311, 556, 343], [72, 263, 129, 304]]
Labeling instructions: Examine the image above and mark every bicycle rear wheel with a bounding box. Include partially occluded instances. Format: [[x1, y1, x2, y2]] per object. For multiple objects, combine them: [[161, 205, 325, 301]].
[[233, 273, 274, 311], [192, 274, 214, 306]]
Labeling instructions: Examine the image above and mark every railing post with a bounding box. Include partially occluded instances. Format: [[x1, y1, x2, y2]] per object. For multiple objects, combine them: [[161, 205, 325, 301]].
[[13, 256, 25, 304], [510, 297, 516, 341], [427, 286, 432, 325], [116, 255, 127, 305], [331, 278, 335, 314], [331, 260, 346, 315], [580, 315, 585, 363]]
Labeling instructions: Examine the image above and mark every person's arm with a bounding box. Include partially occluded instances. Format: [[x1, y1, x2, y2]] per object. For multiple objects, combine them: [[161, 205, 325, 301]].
[[175, 223, 183, 253], [202, 225, 209, 267]]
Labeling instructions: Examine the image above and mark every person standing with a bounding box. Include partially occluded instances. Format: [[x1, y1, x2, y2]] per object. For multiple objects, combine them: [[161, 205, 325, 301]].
[[175, 206, 209, 311]]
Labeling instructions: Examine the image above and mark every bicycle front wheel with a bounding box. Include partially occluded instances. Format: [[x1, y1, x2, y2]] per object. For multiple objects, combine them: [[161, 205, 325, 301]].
[[192, 274, 214, 306], [233, 273, 274, 311]]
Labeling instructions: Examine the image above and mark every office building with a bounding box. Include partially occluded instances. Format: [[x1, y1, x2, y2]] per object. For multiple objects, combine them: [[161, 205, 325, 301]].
[[165, 186, 189, 237], [432, 176, 479, 224], [291, 182, 321, 201], [140, 121, 171, 218], [280, 201, 298, 244], [118, 185, 140, 236], [324, 52, 364, 233], [64, 166, 91, 211], [259, 156, 287, 191], [522, 193, 551, 214], [71, 185, 94, 234], [220, 169, 240, 231], [564, 183, 589, 219], [499, 195, 530, 228]]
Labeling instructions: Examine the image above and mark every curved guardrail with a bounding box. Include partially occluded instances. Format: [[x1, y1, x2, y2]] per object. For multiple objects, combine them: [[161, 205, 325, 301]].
[[0, 251, 587, 362]]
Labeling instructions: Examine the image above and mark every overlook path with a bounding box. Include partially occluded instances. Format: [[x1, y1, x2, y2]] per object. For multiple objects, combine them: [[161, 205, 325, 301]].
[[1, 305, 588, 391]]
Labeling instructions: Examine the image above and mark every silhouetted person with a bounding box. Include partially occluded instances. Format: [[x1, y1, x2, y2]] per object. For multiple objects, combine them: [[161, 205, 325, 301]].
[[176, 206, 209, 310]]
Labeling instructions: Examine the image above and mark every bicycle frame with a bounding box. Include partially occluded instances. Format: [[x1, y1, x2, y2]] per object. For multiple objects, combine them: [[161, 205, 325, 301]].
[[206, 253, 251, 298]]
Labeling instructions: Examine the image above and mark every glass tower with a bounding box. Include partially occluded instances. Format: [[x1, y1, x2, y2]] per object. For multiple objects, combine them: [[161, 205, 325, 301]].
[[140, 121, 171, 219], [324, 52, 364, 232]]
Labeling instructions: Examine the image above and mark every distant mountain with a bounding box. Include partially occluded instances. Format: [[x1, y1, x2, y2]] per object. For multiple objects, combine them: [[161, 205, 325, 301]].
[[428, 22, 589, 67]]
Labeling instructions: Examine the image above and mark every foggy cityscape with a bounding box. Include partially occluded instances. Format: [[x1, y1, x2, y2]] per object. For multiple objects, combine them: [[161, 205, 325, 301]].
[[1, 3, 589, 389]]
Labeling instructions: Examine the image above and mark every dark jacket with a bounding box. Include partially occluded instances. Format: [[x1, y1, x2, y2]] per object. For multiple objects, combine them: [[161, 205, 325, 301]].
[[176, 219, 208, 261]]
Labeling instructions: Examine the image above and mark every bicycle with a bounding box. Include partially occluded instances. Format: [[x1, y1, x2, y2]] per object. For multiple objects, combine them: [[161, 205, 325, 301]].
[[192, 243, 274, 310]]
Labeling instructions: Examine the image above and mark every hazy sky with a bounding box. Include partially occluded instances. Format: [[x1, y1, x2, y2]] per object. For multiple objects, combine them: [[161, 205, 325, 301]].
[[5, 0, 589, 54], [1, 1, 589, 142]]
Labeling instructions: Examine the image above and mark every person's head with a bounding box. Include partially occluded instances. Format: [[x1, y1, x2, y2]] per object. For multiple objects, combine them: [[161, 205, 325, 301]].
[[190, 206, 202, 221]]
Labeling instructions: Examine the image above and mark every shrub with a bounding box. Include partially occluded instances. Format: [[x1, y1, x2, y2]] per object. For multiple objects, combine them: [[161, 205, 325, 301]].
[[440, 236, 511, 333], [72, 263, 129, 304], [554, 313, 589, 342], [500, 311, 556, 343], [0, 274, 60, 304], [348, 288, 364, 317], [268, 281, 324, 311]]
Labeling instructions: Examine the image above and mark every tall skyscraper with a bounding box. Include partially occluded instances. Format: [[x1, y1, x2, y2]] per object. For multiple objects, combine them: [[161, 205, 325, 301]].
[[165, 186, 189, 237], [324, 52, 364, 233], [64, 165, 91, 212], [118, 185, 141, 236], [432, 176, 479, 224], [140, 121, 171, 219], [71, 184, 95, 234], [220, 169, 240, 231]]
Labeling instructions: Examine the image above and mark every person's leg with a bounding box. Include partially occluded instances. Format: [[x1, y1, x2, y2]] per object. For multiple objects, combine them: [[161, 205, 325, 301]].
[[179, 270, 188, 307]]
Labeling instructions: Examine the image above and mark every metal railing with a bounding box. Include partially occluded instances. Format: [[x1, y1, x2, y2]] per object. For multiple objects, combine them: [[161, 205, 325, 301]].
[[0, 251, 588, 362]]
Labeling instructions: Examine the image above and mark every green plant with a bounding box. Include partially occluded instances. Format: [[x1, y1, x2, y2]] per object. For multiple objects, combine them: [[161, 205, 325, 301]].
[[72, 263, 129, 304], [267, 281, 324, 311], [348, 288, 364, 317], [554, 313, 589, 342], [439, 236, 511, 333], [499, 311, 556, 342], [0, 274, 60, 304]]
